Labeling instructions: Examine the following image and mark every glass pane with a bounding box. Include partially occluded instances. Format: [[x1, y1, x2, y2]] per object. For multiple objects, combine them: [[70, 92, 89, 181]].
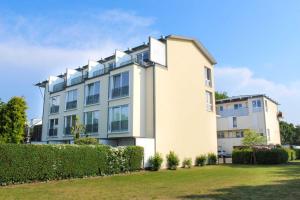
[[121, 105, 128, 120], [257, 100, 261, 107], [122, 72, 129, 87], [94, 82, 100, 94], [143, 51, 149, 61], [252, 101, 256, 107], [113, 75, 121, 88], [86, 112, 92, 125], [93, 111, 99, 124], [112, 107, 120, 121]]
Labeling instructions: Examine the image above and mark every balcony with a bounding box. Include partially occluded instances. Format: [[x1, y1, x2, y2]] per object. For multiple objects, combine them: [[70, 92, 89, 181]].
[[85, 124, 98, 134], [48, 128, 58, 137], [66, 100, 77, 110], [91, 67, 110, 77], [50, 105, 59, 114], [52, 82, 65, 93], [86, 94, 99, 105], [70, 76, 83, 86], [111, 120, 128, 132], [111, 86, 129, 99], [217, 107, 249, 117]]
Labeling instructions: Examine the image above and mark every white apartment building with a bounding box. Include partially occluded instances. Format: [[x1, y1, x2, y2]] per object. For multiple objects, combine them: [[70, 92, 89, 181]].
[[216, 95, 281, 153], [36, 35, 218, 165]]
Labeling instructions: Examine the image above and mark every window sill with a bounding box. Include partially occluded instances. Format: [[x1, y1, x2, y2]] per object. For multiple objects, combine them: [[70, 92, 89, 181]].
[[84, 102, 100, 107], [108, 131, 129, 134], [64, 108, 78, 112], [49, 112, 60, 116], [108, 95, 130, 102]]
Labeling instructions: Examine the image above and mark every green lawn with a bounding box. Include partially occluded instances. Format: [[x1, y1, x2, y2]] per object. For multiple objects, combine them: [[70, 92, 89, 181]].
[[1, 162, 300, 200]]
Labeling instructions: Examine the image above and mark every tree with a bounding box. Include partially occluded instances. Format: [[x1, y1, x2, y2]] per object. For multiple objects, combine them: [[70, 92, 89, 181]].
[[215, 91, 229, 101], [71, 116, 86, 140], [242, 130, 266, 146], [0, 97, 28, 144], [279, 121, 300, 145]]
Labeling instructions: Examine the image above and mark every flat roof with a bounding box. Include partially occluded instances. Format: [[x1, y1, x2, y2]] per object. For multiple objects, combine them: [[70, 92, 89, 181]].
[[216, 94, 279, 105]]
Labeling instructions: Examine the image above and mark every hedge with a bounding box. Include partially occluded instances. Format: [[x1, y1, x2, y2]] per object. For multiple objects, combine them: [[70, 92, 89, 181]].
[[232, 148, 289, 164], [295, 149, 300, 160], [0, 144, 143, 185]]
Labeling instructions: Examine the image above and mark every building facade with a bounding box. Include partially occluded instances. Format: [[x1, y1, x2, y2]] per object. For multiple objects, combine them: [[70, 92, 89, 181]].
[[216, 95, 281, 153], [36, 35, 217, 165]]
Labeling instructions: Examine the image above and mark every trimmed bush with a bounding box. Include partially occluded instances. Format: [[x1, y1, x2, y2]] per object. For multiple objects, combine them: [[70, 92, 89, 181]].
[[166, 151, 180, 170], [207, 153, 217, 165], [195, 155, 207, 166], [232, 149, 253, 164], [182, 158, 192, 168], [74, 137, 98, 145], [148, 153, 163, 171], [0, 144, 144, 185], [232, 148, 289, 164]]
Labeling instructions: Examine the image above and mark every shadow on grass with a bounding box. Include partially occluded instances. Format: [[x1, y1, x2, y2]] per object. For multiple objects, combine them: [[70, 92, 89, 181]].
[[179, 162, 300, 200]]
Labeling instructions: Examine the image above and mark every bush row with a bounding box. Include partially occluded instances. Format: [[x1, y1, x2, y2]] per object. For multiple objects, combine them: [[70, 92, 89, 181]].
[[0, 144, 143, 185], [148, 152, 217, 171], [232, 148, 294, 164]]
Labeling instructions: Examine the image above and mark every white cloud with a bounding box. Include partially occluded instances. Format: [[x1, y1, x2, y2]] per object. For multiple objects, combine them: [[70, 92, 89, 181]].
[[215, 66, 300, 124]]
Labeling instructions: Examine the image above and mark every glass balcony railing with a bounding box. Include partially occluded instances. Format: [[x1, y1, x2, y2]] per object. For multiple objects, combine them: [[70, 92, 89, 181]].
[[50, 105, 59, 114], [217, 107, 249, 117], [85, 94, 99, 105], [85, 124, 98, 133], [52, 82, 65, 93], [70, 76, 83, 86], [110, 120, 128, 132], [66, 100, 77, 110], [111, 86, 129, 99], [48, 128, 58, 137]]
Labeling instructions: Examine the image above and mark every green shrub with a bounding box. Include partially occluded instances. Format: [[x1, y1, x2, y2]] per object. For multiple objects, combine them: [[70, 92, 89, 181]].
[[148, 153, 163, 171], [166, 151, 180, 170], [232, 149, 253, 164], [207, 153, 217, 165], [232, 148, 289, 164], [294, 149, 300, 160], [284, 148, 296, 161], [74, 137, 98, 145], [195, 155, 207, 166], [0, 144, 144, 185], [182, 158, 192, 168]]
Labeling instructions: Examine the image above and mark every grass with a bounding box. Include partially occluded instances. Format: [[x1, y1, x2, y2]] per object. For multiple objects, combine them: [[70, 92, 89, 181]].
[[1, 162, 300, 200]]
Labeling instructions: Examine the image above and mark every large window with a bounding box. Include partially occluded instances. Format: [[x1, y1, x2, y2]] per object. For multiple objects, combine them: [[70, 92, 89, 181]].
[[136, 51, 149, 65], [84, 111, 99, 134], [48, 118, 58, 136], [234, 103, 242, 110], [85, 82, 100, 105], [206, 91, 213, 112], [50, 96, 60, 114], [252, 99, 262, 112], [65, 89, 77, 110], [233, 117, 237, 128], [109, 71, 129, 99], [109, 105, 129, 132], [64, 115, 76, 135], [204, 67, 212, 87]]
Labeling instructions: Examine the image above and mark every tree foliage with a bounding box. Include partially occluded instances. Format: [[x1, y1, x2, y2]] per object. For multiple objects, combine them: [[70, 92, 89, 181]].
[[242, 130, 266, 146], [280, 121, 300, 145], [0, 97, 28, 144], [215, 91, 229, 101]]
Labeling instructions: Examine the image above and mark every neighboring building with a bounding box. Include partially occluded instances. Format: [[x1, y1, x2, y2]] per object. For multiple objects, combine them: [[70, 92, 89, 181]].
[[216, 95, 281, 153], [36, 35, 217, 165], [25, 118, 43, 143]]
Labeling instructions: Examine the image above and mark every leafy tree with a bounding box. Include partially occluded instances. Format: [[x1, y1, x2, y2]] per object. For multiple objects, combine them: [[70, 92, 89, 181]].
[[242, 130, 266, 146], [215, 91, 229, 101], [279, 121, 300, 145], [0, 97, 28, 144], [71, 116, 86, 139]]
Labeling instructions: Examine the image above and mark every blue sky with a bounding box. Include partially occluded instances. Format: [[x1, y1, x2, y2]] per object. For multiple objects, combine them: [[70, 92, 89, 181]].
[[0, 0, 299, 124]]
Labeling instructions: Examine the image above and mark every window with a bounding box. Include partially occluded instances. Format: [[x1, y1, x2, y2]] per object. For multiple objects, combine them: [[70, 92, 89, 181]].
[[50, 96, 60, 114], [265, 100, 268, 112], [234, 104, 242, 110], [64, 115, 76, 135], [206, 91, 213, 112], [108, 62, 116, 69], [109, 71, 129, 99], [136, 51, 149, 65], [217, 132, 225, 138], [65, 90, 77, 110], [252, 99, 262, 108], [204, 67, 212, 87], [84, 111, 99, 134], [109, 105, 129, 132], [49, 118, 58, 136], [85, 82, 100, 105], [236, 131, 244, 138], [267, 129, 270, 141], [233, 117, 237, 128]]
